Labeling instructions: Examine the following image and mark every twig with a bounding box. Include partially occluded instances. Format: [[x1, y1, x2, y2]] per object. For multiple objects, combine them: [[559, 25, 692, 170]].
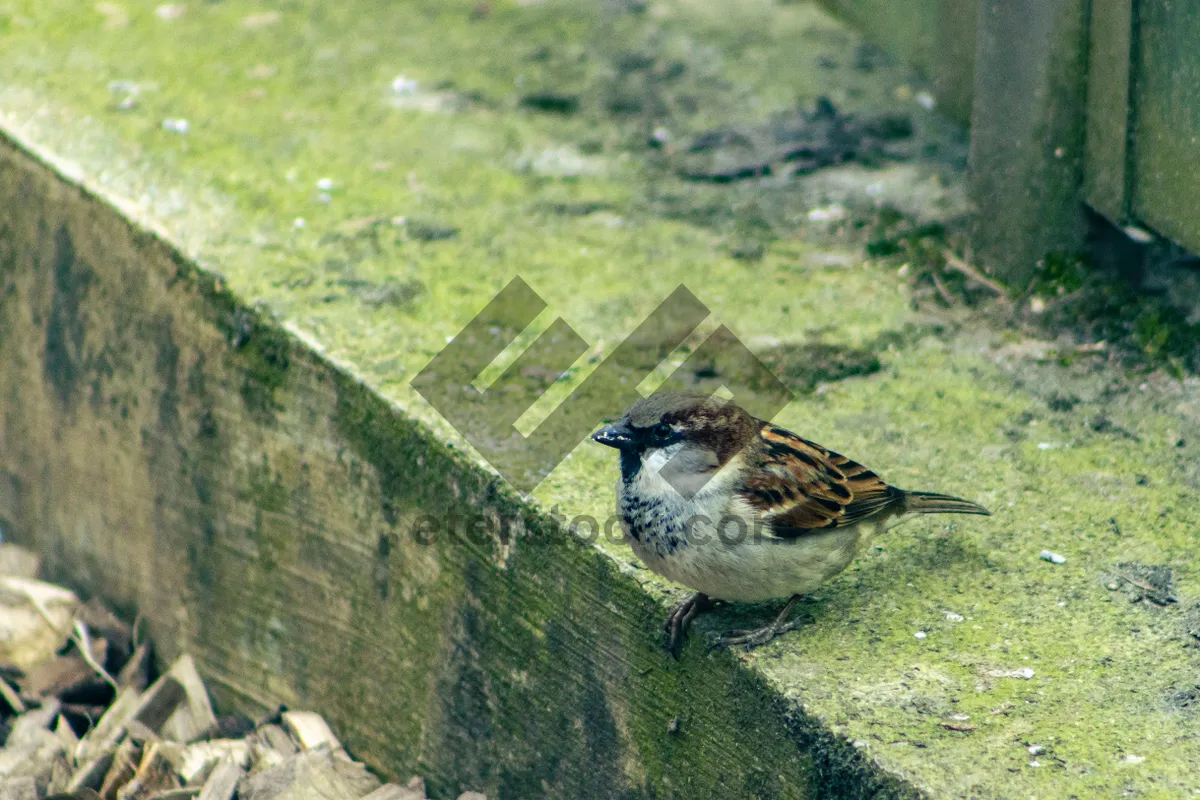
[[930, 270, 956, 306], [132, 612, 145, 648], [1115, 572, 1177, 605], [1043, 287, 1086, 310], [1015, 275, 1040, 308], [943, 250, 1011, 301], [75, 620, 121, 693], [0, 676, 26, 714], [21, 587, 120, 692], [21, 585, 68, 636]]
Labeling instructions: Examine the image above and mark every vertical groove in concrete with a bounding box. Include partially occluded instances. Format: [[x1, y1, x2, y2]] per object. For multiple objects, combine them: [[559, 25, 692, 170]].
[[969, 0, 1091, 287]]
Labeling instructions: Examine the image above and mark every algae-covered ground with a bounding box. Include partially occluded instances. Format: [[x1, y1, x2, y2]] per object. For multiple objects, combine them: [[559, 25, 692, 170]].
[[2, 0, 1199, 796]]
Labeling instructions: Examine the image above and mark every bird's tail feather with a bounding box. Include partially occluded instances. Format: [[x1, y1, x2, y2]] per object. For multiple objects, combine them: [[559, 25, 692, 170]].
[[903, 491, 991, 516]]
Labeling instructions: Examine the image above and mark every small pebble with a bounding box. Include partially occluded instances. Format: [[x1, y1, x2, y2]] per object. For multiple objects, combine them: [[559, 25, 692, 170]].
[[1029, 760, 1041, 768], [807, 203, 847, 223], [162, 118, 190, 134], [1028, 744, 1045, 756], [316, 177, 335, 191], [852, 740, 868, 749], [155, 4, 185, 20], [392, 74, 420, 96], [915, 90, 935, 111], [1124, 754, 1146, 764], [292, 218, 306, 229], [914, 631, 927, 640], [242, 11, 281, 28], [1039, 550, 1066, 565], [943, 611, 964, 622], [1123, 225, 1153, 243]]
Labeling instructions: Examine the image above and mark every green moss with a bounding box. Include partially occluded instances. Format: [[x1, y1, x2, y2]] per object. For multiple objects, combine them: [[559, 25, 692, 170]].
[[4, 0, 1200, 796]]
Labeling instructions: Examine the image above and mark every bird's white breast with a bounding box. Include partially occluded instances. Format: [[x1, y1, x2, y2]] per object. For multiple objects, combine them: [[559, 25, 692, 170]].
[[617, 449, 881, 603]]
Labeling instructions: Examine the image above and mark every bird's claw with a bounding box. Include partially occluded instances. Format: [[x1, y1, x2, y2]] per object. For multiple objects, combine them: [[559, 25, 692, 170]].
[[708, 619, 806, 653]]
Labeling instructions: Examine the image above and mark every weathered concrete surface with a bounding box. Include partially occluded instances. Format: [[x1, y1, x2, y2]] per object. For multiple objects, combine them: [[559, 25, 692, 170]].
[[969, 0, 1091, 287], [1, 0, 1199, 797]]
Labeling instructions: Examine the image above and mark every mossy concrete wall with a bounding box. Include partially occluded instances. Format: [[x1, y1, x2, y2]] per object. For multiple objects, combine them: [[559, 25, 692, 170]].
[[0, 132, 843, 799], [2, 0, 1200, 797]]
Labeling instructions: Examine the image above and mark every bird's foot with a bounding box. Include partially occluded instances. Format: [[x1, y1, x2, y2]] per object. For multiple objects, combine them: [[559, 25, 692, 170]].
[[664, 592, 714, 659], [708, 594, 804, 653], [708, 619, 806, 652]]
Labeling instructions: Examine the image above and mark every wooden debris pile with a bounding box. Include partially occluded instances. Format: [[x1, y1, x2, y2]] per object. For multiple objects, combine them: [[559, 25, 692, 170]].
[[0, 545, 480, 800]]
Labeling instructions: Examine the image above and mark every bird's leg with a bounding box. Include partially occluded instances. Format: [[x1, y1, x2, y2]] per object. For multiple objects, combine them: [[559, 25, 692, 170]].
[[665, 592, 714, 658], [710, 594, 805, 652]]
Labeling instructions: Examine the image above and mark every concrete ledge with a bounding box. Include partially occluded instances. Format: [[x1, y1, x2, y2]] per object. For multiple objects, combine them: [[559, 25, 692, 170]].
[[2, 1, 1199, 797], [1, 128, 881, 798]]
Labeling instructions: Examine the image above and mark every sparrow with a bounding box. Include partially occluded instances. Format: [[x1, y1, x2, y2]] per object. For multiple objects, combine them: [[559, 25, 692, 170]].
[[591, 391, 991, 656]]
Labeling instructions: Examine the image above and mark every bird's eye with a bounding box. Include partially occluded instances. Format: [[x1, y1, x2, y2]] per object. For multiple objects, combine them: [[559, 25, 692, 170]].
[[651, 423, 673, 440]]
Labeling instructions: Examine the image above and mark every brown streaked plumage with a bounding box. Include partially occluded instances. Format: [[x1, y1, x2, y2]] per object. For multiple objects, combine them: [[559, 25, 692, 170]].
[[592, 391, 991, 656]]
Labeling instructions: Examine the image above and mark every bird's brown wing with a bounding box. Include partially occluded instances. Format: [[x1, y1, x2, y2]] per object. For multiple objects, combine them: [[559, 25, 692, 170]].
[[738, 424, 904, 537]]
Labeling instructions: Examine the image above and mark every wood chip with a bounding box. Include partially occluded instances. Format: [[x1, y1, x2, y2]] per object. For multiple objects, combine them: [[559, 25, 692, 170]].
[[250, 724, 297, 768], [6, 699, 62, 748], [0, 727, 66, 786], [0, 674, 26, 714], [0, 577, 79, 672], [149, 790, 200, 800], [117, 644, 150, 692], [68, 752, 117, 794], [125, 720, 162, 746], [56, 714, 81, 758], [178, 740, 251, 785], [280, 712, 343, 756], [237, 751, 380, 800], [0, 777, 39, 800], [98, 739, 142, 800], [361, 778, 428, 800], [195, 758, 243, 800], [115, 742, 180, 800], [75, 688, 143, 765], [159, 656, 216, 744], [46, 790, 102, 800]]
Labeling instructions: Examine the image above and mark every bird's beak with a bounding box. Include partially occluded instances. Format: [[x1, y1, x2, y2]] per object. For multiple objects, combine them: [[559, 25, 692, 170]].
[[592, 420, 636, 450]]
